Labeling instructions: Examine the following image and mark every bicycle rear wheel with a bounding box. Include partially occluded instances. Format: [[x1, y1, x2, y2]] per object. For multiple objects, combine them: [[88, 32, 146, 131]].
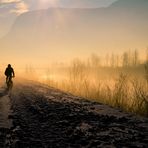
[[6, 77, 13, 91]]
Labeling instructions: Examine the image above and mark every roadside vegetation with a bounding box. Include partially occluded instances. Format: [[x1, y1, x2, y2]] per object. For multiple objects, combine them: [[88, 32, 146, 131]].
[[27, 49, 148, 117]]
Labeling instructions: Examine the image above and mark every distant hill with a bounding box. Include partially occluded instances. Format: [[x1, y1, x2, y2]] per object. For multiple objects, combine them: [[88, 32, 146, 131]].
[[1, 0, 148, 62]]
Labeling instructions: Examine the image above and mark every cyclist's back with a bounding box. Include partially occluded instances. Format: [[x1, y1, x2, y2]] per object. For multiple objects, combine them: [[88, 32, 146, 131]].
[[5, 64, 15, 83], [5, 67, 14, 77]]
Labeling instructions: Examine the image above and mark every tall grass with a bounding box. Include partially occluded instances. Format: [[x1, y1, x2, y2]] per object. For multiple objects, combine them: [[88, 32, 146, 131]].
[[43, 59, 148, 117]]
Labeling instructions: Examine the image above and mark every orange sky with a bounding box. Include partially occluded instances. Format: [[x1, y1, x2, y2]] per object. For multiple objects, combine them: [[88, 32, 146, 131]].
[[0, 0, 148, 67]]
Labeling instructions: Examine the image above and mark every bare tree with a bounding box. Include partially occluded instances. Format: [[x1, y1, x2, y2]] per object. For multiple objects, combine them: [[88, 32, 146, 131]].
[[90, 53, 101, 67], [110, 53, 115, 68], [115, 55, 120, 67], [132, 49, 139, 66], [122, 52, 129, 67], [105, 53, 109, 67]]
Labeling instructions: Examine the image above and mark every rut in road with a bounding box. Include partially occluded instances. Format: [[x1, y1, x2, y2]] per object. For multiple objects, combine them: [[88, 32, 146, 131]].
[[0, 88, 12, 147]]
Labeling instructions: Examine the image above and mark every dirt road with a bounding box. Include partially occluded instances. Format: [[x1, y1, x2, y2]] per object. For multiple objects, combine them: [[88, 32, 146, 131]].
[[0, 81, 148, 147]]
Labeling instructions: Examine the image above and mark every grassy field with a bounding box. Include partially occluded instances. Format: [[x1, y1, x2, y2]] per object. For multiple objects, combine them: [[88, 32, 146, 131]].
[[20, 50, 148, 117], [40, 58, 148, 117]]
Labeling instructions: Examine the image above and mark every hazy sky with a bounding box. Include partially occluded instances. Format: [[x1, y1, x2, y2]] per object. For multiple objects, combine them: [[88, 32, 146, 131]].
[[0, 0, 117, 38], [0, 0, 148, 68], [0, 0, 117, 15]]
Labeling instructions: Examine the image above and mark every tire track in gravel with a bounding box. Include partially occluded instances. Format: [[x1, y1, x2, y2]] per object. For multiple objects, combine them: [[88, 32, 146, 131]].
[[0, 88, 12, 147]]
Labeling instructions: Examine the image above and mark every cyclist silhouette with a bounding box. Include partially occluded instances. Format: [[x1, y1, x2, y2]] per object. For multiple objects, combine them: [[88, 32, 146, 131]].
[[5, 64, 15, 89]]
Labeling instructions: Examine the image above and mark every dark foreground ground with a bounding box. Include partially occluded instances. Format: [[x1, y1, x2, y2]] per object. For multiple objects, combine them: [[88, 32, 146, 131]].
[[0, 81, 148, 148]]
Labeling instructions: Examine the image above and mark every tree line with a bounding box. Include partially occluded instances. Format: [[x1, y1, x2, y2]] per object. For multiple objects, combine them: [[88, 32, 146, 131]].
[[89, 49, 148, 68]]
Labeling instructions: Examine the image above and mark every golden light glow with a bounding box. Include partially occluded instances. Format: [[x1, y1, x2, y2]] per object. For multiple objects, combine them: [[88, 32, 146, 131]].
[[0, 0, 148, 68]]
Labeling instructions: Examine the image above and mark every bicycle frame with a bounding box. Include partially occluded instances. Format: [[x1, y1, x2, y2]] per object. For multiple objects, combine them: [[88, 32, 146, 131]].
[[6, 76, 13, 91]]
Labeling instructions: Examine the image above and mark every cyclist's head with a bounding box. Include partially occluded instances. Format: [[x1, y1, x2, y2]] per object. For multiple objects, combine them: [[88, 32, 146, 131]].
[[8, 64, 11, 68]]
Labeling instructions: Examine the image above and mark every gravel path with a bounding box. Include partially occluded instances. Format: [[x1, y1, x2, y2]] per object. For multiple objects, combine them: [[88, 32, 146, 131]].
[[0, 82, 148, 148]]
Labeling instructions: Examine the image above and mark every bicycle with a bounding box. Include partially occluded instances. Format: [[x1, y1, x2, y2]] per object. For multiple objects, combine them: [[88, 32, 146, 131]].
[[6, 76, 13, 91]]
